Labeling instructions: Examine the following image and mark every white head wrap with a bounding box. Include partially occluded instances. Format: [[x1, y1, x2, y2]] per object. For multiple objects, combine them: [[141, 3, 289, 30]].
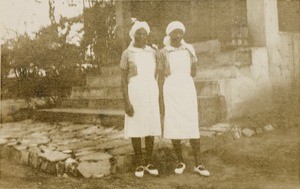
[[163, 21, 196, 57], [164, 21, 186, 46], [166, 21, 186, 36], [129, 21, 150, 41]]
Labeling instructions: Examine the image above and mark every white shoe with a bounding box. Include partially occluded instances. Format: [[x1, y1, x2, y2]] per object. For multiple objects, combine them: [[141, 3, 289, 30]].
[[145, 164, 159, 176], [174, 163, 186, 174], [135, 166, 144, 178], [194, 165, 210, 177]]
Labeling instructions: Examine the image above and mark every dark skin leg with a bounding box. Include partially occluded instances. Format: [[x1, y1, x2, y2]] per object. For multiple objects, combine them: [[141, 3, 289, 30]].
[[190, 139, 201, 167], [131, 137, 142, 167], [172, 139, 201, 167], [145, 136, 154, 165], [171, 139, 184, 163]]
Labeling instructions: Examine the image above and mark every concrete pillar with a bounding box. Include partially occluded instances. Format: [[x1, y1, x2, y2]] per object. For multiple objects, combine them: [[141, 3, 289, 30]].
[[247, 0, 297, 111], [247, 0, 281, 84], [246, 0, 279, 47]]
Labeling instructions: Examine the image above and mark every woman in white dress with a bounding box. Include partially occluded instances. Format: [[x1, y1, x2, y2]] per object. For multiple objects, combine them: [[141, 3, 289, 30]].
[[120, 21, 161, 178], [157, 21, 210, 176]]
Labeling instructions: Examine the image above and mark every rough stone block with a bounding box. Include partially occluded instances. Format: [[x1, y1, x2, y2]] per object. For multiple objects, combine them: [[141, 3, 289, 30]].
[[77, 160, 111, 178], [38, 151, 71, 174], [38, 151, 71, 162], [242, 128, 255, 137], [65, 158, 79, 177], [78, 152, 112, 162], [264, 124, 274, 131], [28, 146, 42, 168], [13, 145, 29, 165]]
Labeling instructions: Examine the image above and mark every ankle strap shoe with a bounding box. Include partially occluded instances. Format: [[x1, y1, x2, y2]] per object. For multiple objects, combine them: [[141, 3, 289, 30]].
[[135, 166, 144, 178], [145, 164, 159, 176], [175, 162, 186, 174], [194, 165, 210, 177]]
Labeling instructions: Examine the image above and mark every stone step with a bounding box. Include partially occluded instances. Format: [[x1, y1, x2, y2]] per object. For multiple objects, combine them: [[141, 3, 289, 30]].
[[86, 74, 121, 88], [57, 96, 225, 127], [194, 80, 220, 96], [193, 39, 221, 54], [34, 108, 124, 127], [42, 95, 225, 127], [198, 96, 227, 127], [70, 87, 122, 100], [195, 65, 238, 80], [60, 99, 124, 109], [213, 49, 251, 66]]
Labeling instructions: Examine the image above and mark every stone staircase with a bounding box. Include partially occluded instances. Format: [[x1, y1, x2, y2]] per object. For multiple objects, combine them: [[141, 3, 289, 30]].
[[35, 65, 125, 126], [35, 40, 272, 127], [61, 65, 123, 110]]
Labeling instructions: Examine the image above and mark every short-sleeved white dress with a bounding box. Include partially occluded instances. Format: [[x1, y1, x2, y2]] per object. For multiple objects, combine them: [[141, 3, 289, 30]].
[[159, 45, 200, 139], [120, 45, 161, 138]]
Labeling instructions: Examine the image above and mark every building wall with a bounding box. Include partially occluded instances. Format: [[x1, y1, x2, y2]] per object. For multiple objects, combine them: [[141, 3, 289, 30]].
[[278, 0, 300, 32], [128, 0, 248, 46]]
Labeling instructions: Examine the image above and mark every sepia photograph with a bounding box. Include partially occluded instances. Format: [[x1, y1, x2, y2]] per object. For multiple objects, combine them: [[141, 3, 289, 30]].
[[0, 0, 299, 188]]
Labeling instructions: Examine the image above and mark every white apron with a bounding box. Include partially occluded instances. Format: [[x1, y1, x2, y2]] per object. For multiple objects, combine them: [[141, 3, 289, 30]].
[[163, 50, 200, 139], [124, 50, 161, 138]]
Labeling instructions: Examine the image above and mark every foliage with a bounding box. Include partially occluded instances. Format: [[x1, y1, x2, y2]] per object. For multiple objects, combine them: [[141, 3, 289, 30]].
[[1, 0, 120, 103], [81, 0, 121, 65], [1, 23, 85, 102]]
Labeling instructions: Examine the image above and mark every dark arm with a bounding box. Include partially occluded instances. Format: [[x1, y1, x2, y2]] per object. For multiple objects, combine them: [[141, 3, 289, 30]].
[[191, 61, 197, 78], [121, 70, 134, 117], [120, 50, 134, 117], [156, 51, 165, 116]]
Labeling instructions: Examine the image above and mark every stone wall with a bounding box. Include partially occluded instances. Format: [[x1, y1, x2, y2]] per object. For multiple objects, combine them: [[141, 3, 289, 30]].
[[193, 39, 273, 120], [268, 32, 300, 107]]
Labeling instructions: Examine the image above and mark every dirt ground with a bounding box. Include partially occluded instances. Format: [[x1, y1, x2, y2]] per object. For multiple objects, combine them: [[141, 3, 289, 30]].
[[0, 124, 298, 189]]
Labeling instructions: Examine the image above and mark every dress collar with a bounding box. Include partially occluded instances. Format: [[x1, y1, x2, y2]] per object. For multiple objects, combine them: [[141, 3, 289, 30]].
[[164, 43, 196, 57], [164, 45, 186, 52], [128, 45, 153, 53]]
